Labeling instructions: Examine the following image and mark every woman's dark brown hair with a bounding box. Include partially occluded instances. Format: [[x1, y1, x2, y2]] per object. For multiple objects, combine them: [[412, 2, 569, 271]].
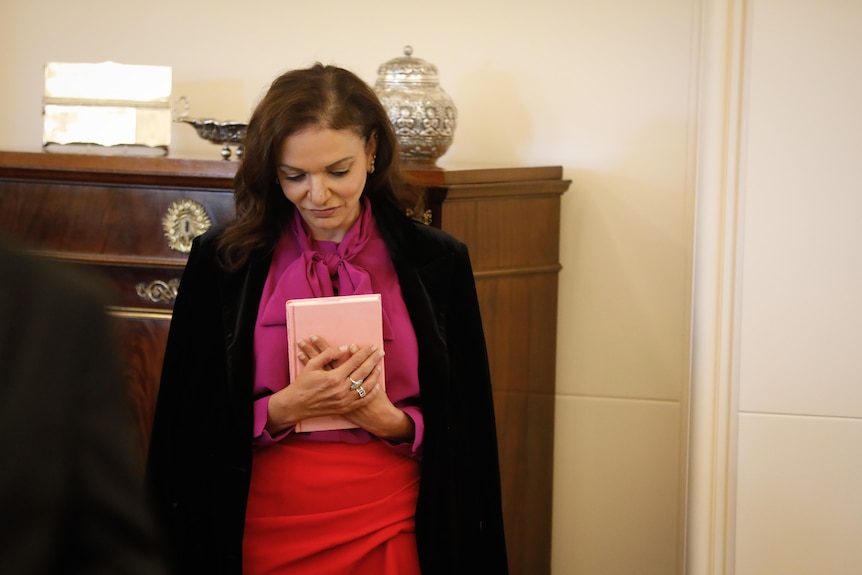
[[217, 64, 416, 271]]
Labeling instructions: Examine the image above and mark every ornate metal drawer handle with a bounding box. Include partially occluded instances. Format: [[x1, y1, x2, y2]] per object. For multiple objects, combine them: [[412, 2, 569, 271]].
[[136, 278, 180, 304], [163, 199, 212, 253]]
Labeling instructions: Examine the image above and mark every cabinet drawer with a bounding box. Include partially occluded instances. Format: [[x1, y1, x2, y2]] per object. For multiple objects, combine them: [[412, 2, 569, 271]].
[[56, 260, 184, 311], [0, 179, 234, 260]]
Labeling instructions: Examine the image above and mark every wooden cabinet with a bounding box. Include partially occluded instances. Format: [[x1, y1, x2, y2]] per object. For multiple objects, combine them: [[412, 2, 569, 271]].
[[0, 150, 568, 575]]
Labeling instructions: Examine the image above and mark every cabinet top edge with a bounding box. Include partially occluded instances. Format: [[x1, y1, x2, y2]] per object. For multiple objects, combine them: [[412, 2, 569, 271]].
[[0, 150, 236, 181], [404, 163, 564, 186], [0, 151, 565, 187]]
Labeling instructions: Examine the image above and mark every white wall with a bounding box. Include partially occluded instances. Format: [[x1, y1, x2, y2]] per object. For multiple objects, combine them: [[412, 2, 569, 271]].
[[736, 0, 862, 572], [689, 0, 862, 573], [0, 1, 698, 573]]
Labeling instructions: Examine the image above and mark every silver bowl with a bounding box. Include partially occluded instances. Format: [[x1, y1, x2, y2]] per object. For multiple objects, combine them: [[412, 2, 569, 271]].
[[177, 117, 247, 160]]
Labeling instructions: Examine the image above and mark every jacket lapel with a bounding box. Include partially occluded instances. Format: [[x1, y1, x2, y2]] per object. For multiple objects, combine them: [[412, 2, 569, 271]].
[[371, 197, 452, 409], [219, 250, 273, 434]]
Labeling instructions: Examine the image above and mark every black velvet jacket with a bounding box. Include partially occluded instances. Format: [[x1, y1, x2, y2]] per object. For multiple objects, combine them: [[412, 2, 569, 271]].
[[146, 196, 508, 574]]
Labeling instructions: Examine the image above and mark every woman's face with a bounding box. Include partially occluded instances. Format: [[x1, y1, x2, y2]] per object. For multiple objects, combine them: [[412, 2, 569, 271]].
[[276, 125, 376, 242]]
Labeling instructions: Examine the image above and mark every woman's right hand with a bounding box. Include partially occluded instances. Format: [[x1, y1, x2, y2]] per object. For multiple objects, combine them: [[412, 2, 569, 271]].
[[264, 338, 384, 436]]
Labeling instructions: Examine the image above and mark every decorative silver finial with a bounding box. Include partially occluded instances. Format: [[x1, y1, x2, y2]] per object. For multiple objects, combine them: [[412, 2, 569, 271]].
[[403, 45, 413, 57]]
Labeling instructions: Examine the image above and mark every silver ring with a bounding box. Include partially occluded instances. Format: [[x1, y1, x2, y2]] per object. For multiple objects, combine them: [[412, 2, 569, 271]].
[[355, 385, 367, 398], [348, 376, 364, 391]]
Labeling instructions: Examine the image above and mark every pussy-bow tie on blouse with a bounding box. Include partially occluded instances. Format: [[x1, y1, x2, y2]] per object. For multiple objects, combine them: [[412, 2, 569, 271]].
[[259, 198, 377, 327]]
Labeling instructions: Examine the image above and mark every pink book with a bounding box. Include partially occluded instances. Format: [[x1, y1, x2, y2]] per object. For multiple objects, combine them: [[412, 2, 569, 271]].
[[286, 293, 386, 432]]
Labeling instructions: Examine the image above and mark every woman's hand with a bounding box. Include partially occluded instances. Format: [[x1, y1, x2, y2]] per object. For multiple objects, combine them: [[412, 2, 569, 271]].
[[342, 381, 415, 444], [270, 336, 414, 444], [264, 337, 383, 436], [295, 335, 345, 371]]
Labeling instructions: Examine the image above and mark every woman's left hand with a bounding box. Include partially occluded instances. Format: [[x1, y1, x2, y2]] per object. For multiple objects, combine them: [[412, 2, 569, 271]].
[[299, 336, 415, 444]]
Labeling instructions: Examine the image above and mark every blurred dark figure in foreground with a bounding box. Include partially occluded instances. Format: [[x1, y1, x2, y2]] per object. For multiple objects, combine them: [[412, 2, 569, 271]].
[[0, 241, 166, 574]]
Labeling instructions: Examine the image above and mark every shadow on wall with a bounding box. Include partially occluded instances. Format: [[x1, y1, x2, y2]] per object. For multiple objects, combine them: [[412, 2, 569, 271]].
[[447, 63, 534, 164], [563, 116, 693, 400], [552, 117, 693, 574]]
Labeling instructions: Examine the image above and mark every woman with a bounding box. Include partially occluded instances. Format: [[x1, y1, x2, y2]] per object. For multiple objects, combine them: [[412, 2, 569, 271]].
[[146, 64, 508, 574]]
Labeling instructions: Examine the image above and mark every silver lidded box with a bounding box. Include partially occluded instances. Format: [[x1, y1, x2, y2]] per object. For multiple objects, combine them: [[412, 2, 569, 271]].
[[42, 61, 172, 156], [374, 46, 457, 165]]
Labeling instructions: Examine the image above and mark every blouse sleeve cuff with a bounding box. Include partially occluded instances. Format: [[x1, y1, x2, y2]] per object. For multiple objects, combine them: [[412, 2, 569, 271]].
[[253, 394, 293, 445], [401, 405, 425, 457]]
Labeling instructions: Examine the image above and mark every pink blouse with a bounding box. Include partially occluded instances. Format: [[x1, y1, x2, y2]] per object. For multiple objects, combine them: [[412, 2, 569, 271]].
[[251, 204, 423, 457]]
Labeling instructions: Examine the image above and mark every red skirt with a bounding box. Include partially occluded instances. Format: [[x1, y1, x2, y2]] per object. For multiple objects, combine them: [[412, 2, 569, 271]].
[[242, 437, 421, 575]]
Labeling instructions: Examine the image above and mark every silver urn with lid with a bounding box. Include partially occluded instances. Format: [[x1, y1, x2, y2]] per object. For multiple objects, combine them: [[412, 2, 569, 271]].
[[374, 46, 457, 164]]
